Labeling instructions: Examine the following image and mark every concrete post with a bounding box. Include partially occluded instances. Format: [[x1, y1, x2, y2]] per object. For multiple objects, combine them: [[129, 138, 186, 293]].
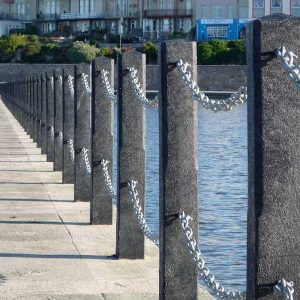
[[247, 14, 300, 299], [62, 67, 75, 184], [36, 75, 42, 148], [159, 41, 198, 299], [54, 70, 63, 171], [74, 63, 92, 202], [25, 78, 30, 133], [91, 57, 114, 225], [116, 51, 146, 259], [32, 76, 38, 143], [46, 71, 55, 162], [29, 77, 34, 139], [41, 74, 47, 155]]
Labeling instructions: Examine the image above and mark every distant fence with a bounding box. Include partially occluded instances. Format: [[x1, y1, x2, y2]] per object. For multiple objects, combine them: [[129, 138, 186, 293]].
[[0, 14, 299, 300]]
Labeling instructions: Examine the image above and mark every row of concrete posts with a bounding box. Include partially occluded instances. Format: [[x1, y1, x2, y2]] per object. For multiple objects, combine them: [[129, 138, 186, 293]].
[[0, 15, 300, 299]]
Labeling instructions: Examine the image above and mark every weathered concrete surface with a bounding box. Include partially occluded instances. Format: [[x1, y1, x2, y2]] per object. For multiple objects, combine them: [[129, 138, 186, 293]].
[[0, 98, 213, 300]]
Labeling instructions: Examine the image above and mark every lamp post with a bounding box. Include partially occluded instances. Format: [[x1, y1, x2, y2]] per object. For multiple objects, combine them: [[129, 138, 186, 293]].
[[119, 17, 123, 49], [237, 0, 240, 39]]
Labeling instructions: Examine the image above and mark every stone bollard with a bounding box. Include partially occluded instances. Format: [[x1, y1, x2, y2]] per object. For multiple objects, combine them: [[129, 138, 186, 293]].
[[46, 71, 55, 162], [41, 74, 47, 155], [36, 75, 42, 148], [247, 14, 300, 299], [54, 70, 64, 171], [74, 63, 92, 202], [29, 77, 34, 139], [91, 57, 114, 225], [62, 67, 75, 184], [116, 51, 146, 259], [32, 76, 38, 143], [159, 41, 198, 299]]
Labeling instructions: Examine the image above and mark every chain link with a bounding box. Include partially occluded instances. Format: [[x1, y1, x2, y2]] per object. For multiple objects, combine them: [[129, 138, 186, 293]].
[[177, 60, 247, 112], [57, 131, 63, 143], [68, 139, 75, 162], [179, 211, 246, 300], [81, 73, 92, 96], [81, 147, 92, 175], [67, 75, 74, 97], [58, 75, 63, 87], [128, 67, 159, 108], [276, 46, 300, 91], [101, 70, 117, 102], [49, 76, 54, 91], [101, 159, 117, 205], [128, 180, 159, 245], [100, 160, 159, 245], [50, 126, 54, 141], [274, 279, 294, 300]]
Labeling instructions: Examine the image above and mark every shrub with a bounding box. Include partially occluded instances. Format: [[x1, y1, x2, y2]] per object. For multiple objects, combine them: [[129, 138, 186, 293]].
[[66, 41, 100, 63], [197, 40, 246, 65], [0, 34, 28, 55], [22, 42, 42, 62], [141, 41, 158, 63], [197, 42, 213, 64]]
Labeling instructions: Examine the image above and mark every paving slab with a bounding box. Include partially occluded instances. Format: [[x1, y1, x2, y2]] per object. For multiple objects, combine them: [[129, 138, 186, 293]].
[[0, 162, 53, 171]]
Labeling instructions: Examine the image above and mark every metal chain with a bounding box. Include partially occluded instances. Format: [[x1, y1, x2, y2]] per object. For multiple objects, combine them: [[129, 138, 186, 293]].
[[276, 46, 300, 91], [177, 60, 247, 112], [128, 180, 159, 245], [274, 279, 294, 300], [81, 147, 92, 175], [128, 67, 159, 108], [179, 211, 246, 300], [50, 126, 54, 141], [57, 131, 63, 143], [67, 75, 74, 97], [68, 139, 75, 162], [101, 159, 117, 205], [81, 73, 92, 96], [101, 70, 117, 102], [49, 76, 54, 91], [58, 75, 63, 87], [100, 160, 159, 245]]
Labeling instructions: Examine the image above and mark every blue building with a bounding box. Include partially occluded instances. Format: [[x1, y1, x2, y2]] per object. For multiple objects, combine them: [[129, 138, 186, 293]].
[[196, 18, 247, 41]]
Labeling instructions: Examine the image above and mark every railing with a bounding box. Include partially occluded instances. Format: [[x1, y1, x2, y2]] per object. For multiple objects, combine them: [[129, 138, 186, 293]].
[[0, 15, 298, 300], [37, 11, 140, 21], [0, 12, 34, 21], [143, 9, 193, 18]]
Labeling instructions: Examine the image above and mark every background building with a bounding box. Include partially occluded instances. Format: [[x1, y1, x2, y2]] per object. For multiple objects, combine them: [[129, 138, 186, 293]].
[[195, 0, 300, 42], [0, 0, 195, 40], [195, 0, 249, 41]]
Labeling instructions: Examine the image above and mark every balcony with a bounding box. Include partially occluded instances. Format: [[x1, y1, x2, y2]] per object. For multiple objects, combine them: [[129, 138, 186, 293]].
[[143, 9, 193, 18], [37, 11, 140, 22], [0, 13, 34, 22]]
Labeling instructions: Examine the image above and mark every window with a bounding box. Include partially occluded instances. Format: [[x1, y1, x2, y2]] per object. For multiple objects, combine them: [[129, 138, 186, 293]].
[[79, 0, 93, 14], [253, 0, 264, 17], [153, 20, 157, 31], [239, 6, 248, 18], [200, 5, 208, 18], [207, 26, 228, 38], [271, 0, 282, 13], [228, 4, 234, 18], [185, 0, 192, 10], [254, 0, 264, 7], [211, 4, 225, 18], [292, 0, 300, 16], [160, 0, 173, 10]]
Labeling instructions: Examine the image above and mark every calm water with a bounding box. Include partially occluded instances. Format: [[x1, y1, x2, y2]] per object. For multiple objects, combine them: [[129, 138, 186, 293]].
[[114, 103, 248, 292]]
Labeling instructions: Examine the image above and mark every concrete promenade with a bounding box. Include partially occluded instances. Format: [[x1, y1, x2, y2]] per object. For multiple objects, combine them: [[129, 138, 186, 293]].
[[0, 99, 212, 300]]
